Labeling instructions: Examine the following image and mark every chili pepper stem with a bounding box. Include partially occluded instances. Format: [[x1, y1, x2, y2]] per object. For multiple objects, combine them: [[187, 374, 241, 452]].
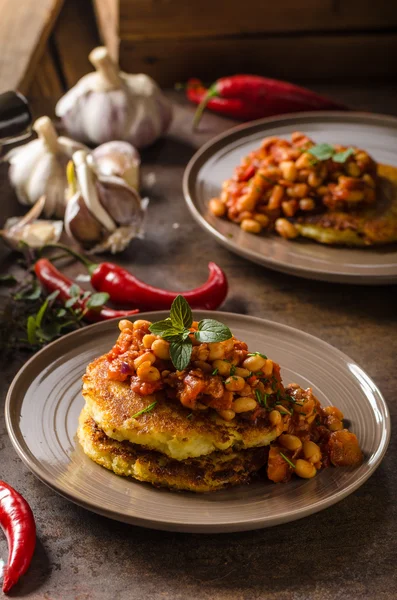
[[193, 85, 218, 130], [42, 243, 97, 271]]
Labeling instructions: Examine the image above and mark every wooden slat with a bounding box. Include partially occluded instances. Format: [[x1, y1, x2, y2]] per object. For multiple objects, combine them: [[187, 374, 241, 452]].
[[0, 0, 64, 94], [119, 0, 397, 39], [93, 0, 119, 61], [28, 46, 64, 99], [119, 33, 397, 86], [52, 0, 100, 88]]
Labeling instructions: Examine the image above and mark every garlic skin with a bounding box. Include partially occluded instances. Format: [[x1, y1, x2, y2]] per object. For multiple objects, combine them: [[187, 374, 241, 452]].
[[0, 196, 63, 250], [55, 47, 172, 149], [5, 117, 87, 218], [64, 150, 144, 254], [89, 141, 140, 190]]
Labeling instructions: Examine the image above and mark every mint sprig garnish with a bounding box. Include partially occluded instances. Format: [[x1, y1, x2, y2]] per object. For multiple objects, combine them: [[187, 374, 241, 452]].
[[308, 144, 355, 164], [149, 295, 232, 370]]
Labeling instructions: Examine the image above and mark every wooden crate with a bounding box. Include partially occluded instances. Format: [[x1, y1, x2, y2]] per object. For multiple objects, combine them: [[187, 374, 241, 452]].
[[93, 0, 397, 84]]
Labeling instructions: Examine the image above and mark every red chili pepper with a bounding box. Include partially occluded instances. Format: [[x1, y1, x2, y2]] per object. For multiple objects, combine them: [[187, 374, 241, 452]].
[[0, 481, 36, 594], [186, 76, 348, 129], [89, 261, 228, 310], [34, 258, 139, 322]]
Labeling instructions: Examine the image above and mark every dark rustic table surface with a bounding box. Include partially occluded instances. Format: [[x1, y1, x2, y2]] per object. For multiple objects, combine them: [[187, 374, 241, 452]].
[[1, 86, 397, 600]]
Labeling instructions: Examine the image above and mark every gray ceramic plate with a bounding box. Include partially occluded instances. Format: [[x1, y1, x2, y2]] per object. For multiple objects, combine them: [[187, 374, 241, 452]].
[[183, 112, 397, 284], [5, 312, 390, 533]]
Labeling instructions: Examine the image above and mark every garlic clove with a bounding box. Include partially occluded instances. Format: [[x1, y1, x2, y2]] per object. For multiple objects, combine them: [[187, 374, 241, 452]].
[[89, 141, 140, 190], [0, 196, 63, 250], [95, 177, 143, 226], [64, 192, 105, 246]]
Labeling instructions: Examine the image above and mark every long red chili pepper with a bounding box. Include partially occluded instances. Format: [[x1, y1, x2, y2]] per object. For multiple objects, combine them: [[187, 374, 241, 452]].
[[34, 259, 139, 322], [186, 76, 347, 128], [88, 261, 228, 310], [0, 481, 36, 594]]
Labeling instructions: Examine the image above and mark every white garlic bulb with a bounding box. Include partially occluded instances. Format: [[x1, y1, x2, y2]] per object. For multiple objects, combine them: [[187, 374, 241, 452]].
[[65, 150, 145, 254], [55, 47, 172, 148], [89, 141, 140, 190], [5, 117, 87, 218], [0, 196, 63, 250]]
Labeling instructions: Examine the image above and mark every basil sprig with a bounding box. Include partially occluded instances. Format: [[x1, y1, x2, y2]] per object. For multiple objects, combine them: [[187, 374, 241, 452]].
[[308, 144, 355, 164], [149, 295, 232, 370]]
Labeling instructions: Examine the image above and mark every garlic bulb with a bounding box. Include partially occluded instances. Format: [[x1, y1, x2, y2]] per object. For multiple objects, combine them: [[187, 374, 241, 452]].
[[5, 117, 87, 218], [0, 196, 63, 250], [55, 47, 172, 148], [89, 141, 140, 190], [65, 150, 144, 254]]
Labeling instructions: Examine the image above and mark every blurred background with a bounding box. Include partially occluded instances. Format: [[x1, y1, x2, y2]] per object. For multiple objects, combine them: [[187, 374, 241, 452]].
[[1, 0, 397, 115]]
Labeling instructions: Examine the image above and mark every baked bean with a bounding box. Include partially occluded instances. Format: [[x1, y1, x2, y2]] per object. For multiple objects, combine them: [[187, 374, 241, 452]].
[[279, 434, 302, 451], [243, 354, 266, 371], [344, 190, 365, 202], [328, 418, 344, 431], [239, 383, 253, 397], [232, 397, 257, 413], [295, 459, 317, 479], [299, 198, 315, 211], [303, 441, 322, 464], [218, 409, 236, 421], [241, 219, 262, 233], [234, 367, 251, 378], [212, 359, 231, 377], [195, 345, 210, 361], [362, 173, 376, 188], [254, 214, 270, 226], [295, 153, 314, 169], [317, 185, 329, 196], [275, 218, 298, 239], [286, 183, 309, 198], [324, 406, 344, 420], [142, 334, 157, 348], [133, 319, 151, 331], [308, 172, 323, 188], [225, 375, 246, 392], [136, 362, 160, 382], [282, 199, 298, 217], [209, 198, 226, 217], [346, 162, 360, 177], [262, 359, 273, 377], [118, 319, 134, 331], [268, 185, 284, 210], [269, 410, 282, 426], [134, 352, 156, 369], [279, 161, 297, 181], [208, 343, 225, 361]]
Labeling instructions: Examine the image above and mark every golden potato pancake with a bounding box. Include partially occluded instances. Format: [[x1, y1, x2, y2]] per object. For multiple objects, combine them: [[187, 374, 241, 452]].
[[82, 356, 280, 460], [77, 407, 267, 493], [294, 165, 397, 246]]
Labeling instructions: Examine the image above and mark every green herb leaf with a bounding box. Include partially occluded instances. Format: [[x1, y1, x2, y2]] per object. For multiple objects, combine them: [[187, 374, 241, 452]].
[[186, 413, 193, 419], [170, 339, 192, 370], [170, 295, 193, 330], [212, 368, 218, 376], [14, 282, 42, 301], [57, 308, 66, 318], [333, 147, 355, 163], [230, 364, 236, 376], [280, 452, 296, 469], [149, 319, 174, 336], [131, 401, 157, 419], [69, 284, 81, 298], [247, 352, 268, 359], [35, 299, 49, 329], [85, 292, 110, 310], [65, 297, 78, 309], [307, 143, 335, 161], [47, 290, 60, 303], [27, 315, 37, 345], [195, 319, 232, 344]]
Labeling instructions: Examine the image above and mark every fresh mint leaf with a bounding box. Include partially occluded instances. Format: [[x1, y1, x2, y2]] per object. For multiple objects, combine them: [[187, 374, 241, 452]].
[[195, 319, 232, 343], [149, 319, 174, 336], [162, 330, 184, 342], [170, 339, 192, 370], [170, 295, 193, 330], [308, 144, 335, 161], [69, 284, 80, 298], [333, 147, 355, 163], [86, 292, 109, 310]]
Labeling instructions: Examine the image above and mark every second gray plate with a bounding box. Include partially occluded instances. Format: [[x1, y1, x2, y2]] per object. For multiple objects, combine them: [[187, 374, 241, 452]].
[[5, 312, 390, 533], [183, 111, 397, 284]]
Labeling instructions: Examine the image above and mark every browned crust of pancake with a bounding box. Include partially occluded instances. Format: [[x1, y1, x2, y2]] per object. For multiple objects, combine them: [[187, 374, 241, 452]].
[[82, 356, 280, 459], [78, 408, 268, 493]]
